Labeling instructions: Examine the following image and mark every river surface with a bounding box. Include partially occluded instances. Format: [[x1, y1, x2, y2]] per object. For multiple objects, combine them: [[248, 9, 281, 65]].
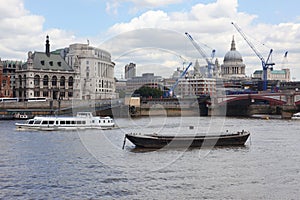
[[0, 116, 300, 199]]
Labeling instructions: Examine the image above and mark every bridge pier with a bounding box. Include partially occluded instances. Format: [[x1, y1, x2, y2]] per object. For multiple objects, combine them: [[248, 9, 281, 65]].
[[281, 105, 297, 119], [281, 91, 299, 119]]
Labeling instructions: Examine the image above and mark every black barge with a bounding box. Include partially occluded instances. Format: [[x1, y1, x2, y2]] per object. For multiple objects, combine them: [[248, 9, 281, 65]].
[[125, 131, 250, 149]]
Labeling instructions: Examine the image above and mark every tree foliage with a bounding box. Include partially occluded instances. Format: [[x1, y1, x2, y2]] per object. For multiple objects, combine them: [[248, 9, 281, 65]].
[[133, 86, 163, 98]]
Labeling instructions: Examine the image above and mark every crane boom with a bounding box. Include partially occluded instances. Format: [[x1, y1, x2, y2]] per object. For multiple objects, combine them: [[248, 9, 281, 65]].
[[231, 22, 266, 64], [185, 32, 215, 78], [231, 22, 275, 91], [166, 62, 193, 97]]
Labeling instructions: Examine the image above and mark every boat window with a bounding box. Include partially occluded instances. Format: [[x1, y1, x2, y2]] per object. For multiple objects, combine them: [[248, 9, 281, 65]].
[[71, 121, 75, 124], [82, 121, 86, 124], [34, 120, 41, 124], [56, 121, 58, 125], [49, 121, 55, 125], [60, 121, 65, 125], [42, 121, 48, 125], [92, 120, 95, 123], [77, 121, 81, 124], [66, 121, 71, 125], [28, 120, 34, 124]]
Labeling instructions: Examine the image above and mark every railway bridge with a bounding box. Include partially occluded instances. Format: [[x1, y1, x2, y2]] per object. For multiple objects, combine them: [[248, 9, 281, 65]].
[[211, 91, 300, 117]]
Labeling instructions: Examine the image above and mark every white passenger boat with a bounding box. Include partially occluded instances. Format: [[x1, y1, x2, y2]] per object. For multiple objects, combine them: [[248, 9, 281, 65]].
[[15, 112, 115, 131], [291, 112, 300, 120]]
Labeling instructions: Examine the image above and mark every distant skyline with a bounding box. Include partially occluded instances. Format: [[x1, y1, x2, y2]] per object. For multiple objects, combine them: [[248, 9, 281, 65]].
[[1, 0, 299, 80]]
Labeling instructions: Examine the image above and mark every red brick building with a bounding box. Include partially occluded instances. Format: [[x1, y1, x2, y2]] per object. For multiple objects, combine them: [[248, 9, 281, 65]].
[[0, 59, 12, 97]]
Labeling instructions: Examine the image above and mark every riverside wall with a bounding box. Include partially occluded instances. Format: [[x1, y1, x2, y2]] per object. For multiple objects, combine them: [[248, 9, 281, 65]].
[[1, 99, 299, 118]]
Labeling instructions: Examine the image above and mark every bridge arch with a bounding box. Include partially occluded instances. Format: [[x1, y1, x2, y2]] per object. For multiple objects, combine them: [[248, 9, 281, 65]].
[[218, 94, 286, 106]]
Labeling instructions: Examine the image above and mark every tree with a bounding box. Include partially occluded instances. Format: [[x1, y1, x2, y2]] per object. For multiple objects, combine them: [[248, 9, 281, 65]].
[[133, 86, 163, 98]]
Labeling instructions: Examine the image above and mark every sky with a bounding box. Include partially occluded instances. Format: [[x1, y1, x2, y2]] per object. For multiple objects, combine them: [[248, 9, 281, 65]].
[[1, 0, 300, 80]]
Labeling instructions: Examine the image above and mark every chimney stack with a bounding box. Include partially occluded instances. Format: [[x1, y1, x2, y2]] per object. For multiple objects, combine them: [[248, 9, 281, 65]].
[[45, 35, 50, 57]]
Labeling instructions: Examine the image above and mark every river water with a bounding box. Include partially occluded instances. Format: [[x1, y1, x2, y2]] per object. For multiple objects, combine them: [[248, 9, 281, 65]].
[[0, 116, 300, 199]]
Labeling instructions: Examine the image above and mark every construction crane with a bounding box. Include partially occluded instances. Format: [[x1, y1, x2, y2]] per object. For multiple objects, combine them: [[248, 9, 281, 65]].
[[231, 22, 275, 91], [185, 32, 216, 78], [164, 62, 193, 97], [282, 51, 288, 69]]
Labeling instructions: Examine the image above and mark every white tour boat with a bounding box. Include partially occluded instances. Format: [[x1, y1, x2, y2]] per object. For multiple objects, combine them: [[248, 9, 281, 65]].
[[15, 112, 115, 131], [291, 112, 300, 120]]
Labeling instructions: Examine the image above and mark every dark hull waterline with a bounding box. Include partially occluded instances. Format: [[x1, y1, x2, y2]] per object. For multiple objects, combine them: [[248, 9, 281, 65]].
[[125, 132, 250, 149]]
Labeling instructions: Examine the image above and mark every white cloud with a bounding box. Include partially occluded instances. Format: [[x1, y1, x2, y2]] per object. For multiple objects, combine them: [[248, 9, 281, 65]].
[[106, 1, 120, 16], [104, 0, 300, 79], [129, 0, 183, 7], [106, 0, 183, 15], [1, 0, 299, 80], [0, 0, 28, 18], [0, 0, 78, 60]]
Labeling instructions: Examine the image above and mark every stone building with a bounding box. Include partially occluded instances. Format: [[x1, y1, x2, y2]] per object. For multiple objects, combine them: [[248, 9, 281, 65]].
[[15, 36, 75, 100], [126, 73, 163, 95], [221, 36, 246, 79], [176, 77, 216, 97], [65, 43, 117, 100], [125, 62, 136, 79], [253, 68, 290, 82]]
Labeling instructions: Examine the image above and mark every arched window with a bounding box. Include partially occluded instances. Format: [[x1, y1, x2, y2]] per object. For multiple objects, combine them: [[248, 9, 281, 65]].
[[68, 77, 73, 87], [19, 75, 22, 87], [52, 76, 57, 86], [34, 75, 40, 87], [23, 75, 26, 86], [60, 76, 65, 87], [43, 75, 49, 86]]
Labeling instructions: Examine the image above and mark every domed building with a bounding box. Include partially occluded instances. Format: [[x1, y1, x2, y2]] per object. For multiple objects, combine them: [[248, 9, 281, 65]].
[[221, 36, 246, 79]]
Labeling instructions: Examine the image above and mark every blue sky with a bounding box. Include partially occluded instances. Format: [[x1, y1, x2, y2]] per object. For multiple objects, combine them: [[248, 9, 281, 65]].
[[23, 0, 299, 37], [1, 0, 300, 79]]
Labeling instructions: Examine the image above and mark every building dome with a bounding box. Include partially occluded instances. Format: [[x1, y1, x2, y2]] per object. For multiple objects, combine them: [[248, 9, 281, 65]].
[[223, 36, 243, 63], [224, 50, 243, 62], [221, 36, 246, 78]]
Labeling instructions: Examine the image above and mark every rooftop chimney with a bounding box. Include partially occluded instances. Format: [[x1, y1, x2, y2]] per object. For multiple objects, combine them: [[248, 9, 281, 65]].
[[45, 35, 50, 57]]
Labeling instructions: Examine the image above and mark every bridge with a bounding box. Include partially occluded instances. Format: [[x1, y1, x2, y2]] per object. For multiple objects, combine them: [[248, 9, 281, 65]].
[[210, 91, 300, 117], [215, 91, 300, 106]]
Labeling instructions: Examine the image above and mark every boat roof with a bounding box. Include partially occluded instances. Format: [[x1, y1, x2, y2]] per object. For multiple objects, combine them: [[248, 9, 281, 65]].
[[30, 113, 112, 120], [76, 112, 94, 117]]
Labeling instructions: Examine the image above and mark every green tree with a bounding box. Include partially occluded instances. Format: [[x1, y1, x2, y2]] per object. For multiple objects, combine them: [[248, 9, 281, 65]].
[[133, 86, 163, 98]]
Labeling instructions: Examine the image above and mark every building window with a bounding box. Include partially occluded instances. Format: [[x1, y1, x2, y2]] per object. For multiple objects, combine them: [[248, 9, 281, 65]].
[[60, 76, 65, 87], [34, 75, 40, 87], [68, 92, 73, 97], [43, 91, 48, 97], [34, 91, 40, 97], [52, 76, 57, 86], [43, 75, 49, 86], [60, 92, 65, 98], [68, 77, 73, 87], [19, 75, 22, 87]]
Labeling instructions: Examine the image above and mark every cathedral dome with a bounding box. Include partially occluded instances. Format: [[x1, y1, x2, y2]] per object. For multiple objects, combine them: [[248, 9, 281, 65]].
[[223, 36, 243, 63], [221, 36, 246, 78]]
